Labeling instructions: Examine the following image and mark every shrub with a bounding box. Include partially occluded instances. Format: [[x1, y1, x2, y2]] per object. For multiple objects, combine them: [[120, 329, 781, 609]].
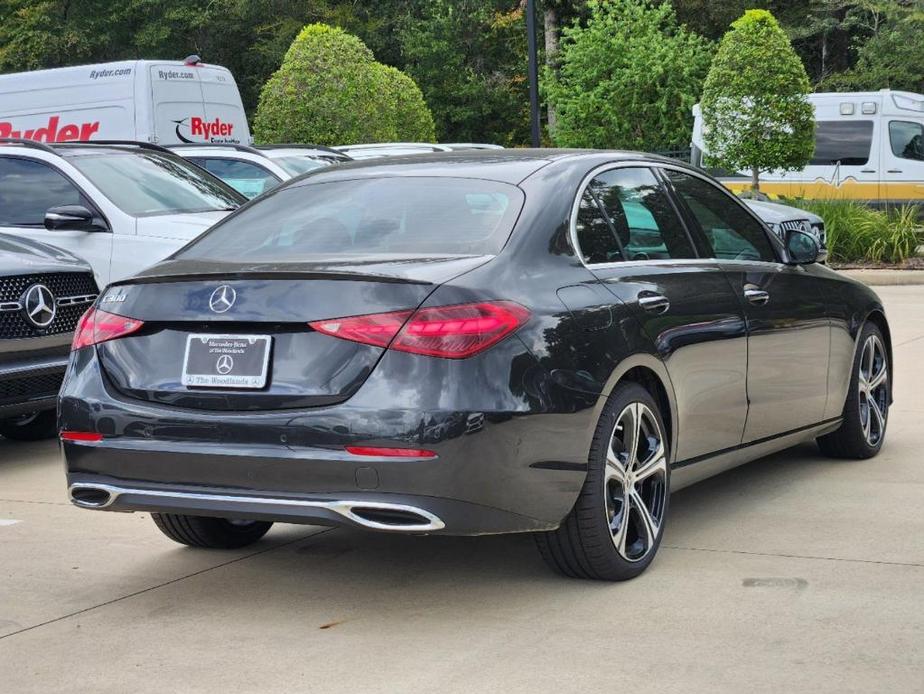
[[701, 10, 814, 192], [254, 24, 435, 145], [797, 199, 921, 264], [545, 0, 713, 151], [377, 65, 436, 142]]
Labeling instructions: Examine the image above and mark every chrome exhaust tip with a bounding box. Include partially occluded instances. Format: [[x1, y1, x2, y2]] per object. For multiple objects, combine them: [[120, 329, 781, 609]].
[[68, 484, 116, 508]]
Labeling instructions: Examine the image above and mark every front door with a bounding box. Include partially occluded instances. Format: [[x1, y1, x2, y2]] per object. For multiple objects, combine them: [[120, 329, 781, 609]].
[[0, 156, 113, 286], [664, 169, 830, 443], [572, 165, 749, 463]]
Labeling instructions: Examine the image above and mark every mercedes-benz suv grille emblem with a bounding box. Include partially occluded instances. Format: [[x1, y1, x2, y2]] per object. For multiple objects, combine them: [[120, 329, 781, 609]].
[[209, 285, 236, 314], [23, 284, 56, 328]]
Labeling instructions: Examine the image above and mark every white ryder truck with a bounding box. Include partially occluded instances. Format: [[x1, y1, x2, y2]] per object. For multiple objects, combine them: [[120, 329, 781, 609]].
[[0, 57, 251, 146]]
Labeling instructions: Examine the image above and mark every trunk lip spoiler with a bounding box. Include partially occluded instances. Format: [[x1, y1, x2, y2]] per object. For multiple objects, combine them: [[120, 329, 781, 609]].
[[110, 270, 433, 287]]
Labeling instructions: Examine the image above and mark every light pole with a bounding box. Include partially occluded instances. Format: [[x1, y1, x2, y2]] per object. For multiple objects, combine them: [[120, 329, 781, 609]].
[[526, 0, 541, 147]]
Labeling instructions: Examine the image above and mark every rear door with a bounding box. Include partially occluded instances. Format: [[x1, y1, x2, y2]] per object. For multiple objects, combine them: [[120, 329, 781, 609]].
[[149, 64, 206, 145], [198, 66, 251, 145], [664, 169, 830, 443], [573, 165, 749, 463]]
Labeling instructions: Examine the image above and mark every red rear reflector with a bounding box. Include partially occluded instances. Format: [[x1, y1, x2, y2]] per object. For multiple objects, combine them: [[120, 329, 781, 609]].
[[60, 431, 103, 442], [72, 307, 144, 351], [345, 446, 437, 459], [310, 301, 530, 358]]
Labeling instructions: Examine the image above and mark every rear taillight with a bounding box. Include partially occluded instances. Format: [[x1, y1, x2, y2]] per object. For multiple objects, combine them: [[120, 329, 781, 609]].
[[60, 431, 103, 442], [310, 301, 530, 359], [345, 445, 437, 459], [71, 308, 144, 351]]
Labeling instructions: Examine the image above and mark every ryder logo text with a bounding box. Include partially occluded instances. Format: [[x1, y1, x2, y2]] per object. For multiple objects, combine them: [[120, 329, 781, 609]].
[[0, 115, 100, 142]]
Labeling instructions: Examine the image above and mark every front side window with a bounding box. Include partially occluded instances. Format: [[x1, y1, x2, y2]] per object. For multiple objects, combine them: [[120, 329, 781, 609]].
[[189, 157, 282, 199], [889, 121, 924, 161], [177, 176, 524, 261], [810, 120, 874, 166], [67, 151, 242, 216], [666, 171, 777, 263], [0, 157, 85, 227], [586, 167, 695, 261]]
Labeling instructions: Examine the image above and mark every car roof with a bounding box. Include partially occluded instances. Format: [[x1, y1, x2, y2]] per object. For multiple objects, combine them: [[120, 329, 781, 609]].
[[286, 149, 690, 186]]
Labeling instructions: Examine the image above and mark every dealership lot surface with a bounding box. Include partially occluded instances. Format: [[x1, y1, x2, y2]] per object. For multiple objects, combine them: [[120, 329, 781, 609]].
[[1, 285, 921, 693]]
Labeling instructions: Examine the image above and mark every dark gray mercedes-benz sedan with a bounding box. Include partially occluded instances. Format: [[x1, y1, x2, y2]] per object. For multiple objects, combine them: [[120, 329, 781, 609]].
[[0, 234, 97, 439], [60, 150, 891, 580]]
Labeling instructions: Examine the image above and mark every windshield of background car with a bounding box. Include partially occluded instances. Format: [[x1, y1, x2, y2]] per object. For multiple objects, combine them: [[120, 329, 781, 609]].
[[272, 156, 333, 176], [68, 151, 243, 216], [178, 176, 525, 260]]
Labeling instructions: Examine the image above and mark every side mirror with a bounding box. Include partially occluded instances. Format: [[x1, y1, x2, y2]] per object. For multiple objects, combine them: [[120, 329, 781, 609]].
[[44, 205, 107, 232], [785, 228, 826, 265]]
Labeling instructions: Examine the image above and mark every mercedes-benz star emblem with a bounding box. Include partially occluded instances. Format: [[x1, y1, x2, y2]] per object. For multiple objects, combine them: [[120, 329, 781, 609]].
[[209, 285, 236, 313], [23, 284, 56, 328], [216, 354, 234, 375]]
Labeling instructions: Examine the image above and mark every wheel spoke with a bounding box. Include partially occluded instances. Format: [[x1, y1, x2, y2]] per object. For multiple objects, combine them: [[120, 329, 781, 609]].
[[629, 488, 659, 550], [622, 403, 641, 470], [634, 445, 667, 483], [868, 362, 888, 391], [605, 448, 628, 484], [863, 338, 875, 381], [610, 491, 630, 557], [869, 397, 885, 442]]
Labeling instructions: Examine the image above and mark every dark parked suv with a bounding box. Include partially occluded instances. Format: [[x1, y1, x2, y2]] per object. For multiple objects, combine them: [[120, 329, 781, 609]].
[[0, 234, 97, 439]]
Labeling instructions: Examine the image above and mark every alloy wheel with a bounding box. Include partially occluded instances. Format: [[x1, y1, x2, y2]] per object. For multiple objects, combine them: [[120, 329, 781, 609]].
[[604, 402, 668, 562], [858, 334, 888, 447]]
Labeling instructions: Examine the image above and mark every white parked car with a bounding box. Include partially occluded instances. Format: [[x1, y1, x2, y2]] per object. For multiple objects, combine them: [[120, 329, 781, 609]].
[[172, 144, 353, 198], [0, 139, 244, 285], [170, 144, 290, 198]]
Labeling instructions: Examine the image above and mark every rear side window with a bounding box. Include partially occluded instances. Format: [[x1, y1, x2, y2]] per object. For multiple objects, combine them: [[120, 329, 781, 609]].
[[575, 189, 621, 264], [810, 121, 874, 166], [582, 167, 695, 262], [666, 171, 777, 262], [189, 157, 282, 199], [889, 121, 924, 161], [0, 157, 85, 226], [178, 177, 525, 260]]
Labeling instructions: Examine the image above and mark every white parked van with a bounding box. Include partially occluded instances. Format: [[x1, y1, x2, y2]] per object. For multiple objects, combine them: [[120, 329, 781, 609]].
[[692, 90, 924, 207], [0, 58, 251, 146]]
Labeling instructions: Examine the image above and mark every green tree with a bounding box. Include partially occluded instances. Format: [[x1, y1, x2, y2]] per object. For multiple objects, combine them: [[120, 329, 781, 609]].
[[701, 9, 814, 192], [400, 0, 530, 146], [545, 0, 713, 151], [253, 23, 434, 145]]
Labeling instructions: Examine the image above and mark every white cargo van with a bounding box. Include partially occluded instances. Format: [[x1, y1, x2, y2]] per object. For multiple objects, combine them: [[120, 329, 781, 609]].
[[0, 58, 251, 146], [692, 89, 924, 207]]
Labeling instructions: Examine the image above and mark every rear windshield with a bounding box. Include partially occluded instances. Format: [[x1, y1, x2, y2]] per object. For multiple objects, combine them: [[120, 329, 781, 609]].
[[68, 151, 243, 217], [178, 176, 525, 260]]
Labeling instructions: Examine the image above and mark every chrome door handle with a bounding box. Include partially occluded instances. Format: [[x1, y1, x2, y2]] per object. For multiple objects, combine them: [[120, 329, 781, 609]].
[[638, 294, 670, 313], [744, 288, 770, 305]]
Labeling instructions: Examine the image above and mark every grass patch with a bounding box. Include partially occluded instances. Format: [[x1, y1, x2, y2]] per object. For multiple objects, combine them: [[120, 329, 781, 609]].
[[794, 199, 921, 264]]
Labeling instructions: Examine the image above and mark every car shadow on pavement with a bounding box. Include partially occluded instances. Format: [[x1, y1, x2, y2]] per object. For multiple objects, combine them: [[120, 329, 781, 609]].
[[118, 440, 852, 606]]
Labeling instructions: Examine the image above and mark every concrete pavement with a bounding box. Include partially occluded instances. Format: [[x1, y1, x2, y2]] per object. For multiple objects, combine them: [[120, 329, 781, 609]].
[[0, 286, 922, 693]]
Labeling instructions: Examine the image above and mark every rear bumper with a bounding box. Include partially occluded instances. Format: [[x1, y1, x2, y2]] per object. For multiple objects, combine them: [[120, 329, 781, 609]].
[[60, 347, 598, 535], [65, 474, 553, 535]]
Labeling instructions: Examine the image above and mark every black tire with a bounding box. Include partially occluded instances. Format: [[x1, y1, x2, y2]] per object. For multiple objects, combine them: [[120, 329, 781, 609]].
[[151, 513, 273, 549], [0, 410, 57, 441], [817, 322, 890, 459], [536, 381, 670, 581]]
